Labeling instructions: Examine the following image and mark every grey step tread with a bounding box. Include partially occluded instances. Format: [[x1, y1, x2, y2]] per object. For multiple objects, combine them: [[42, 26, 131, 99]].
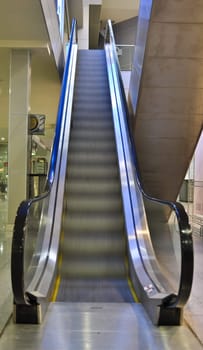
[[67, 156, 117, 167], [77, 54, 105, 60], [63, 213, 124, 232], [60, 257, 126, 278], [72, 103, 111, 111], [67, 151, 117, 164], [72, 108, 112, 116], [73, 105, 112, 114], [70, 128, 114, 140], [75, 81, 108, 87], [66, 163, 119, 179], [74, 82, 109, 90], [59, 49, 127, 283], [74, 75, 108, 82], [61, 230, 125, 244], [71, 115, 113, 123], [65, 178, 121, 194], [73, 96, 111, 104], [74, 89, 109, 97], [61, 235, 125, 256], [76, 69, 107, 74], [73, 87, 109, 95], [65, 195, 122, 213], [76, 61, 106, 66], [56, 278, 134, 302], [68, 140, 116, 153]]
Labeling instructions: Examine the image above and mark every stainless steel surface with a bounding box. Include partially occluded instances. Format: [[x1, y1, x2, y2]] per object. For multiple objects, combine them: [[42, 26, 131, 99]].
[[105, 23, 192, 324], [0, 196, 201, 346], [34, 44, 78, 299], [0, 303, 202, 350], [11, 20, 78, 323]]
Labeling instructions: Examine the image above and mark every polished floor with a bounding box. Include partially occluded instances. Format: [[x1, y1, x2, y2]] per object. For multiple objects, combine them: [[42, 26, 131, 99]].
[[0, 195, 12, 334], [0, 303, 203, 350], [0, 195, 203, 348]]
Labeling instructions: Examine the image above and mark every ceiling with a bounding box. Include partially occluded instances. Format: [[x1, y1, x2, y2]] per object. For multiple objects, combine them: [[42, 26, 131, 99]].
[[100, 0, 139, 23], [0, 0, 140, 143], [0, 0, 139, 44], [0, 0, 48, 44]]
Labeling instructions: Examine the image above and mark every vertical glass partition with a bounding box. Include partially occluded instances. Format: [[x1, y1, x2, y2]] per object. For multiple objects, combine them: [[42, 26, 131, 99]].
[[56, 0, 65, 42]]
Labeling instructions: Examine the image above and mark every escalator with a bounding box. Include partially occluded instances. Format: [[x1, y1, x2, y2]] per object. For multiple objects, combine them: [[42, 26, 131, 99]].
[[11, 19, 193, 326], [57, 49, 134, 302]]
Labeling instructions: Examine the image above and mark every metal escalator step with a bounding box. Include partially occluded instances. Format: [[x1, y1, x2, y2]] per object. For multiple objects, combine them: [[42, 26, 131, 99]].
[[57, 278, 134, 302], [72, 108, 112, 117], [65, 195, 122, 213], [75, 70, 107, 77], [71, 109, 113, 119], [70, 128, 114, 141], [68, 139, 116, 153], [67, 163, 119, 179], [65, 178, 121, 195], [72, 115, 113, 129], [67, 151, 117, 165], [58, 49, 129, 285], [75, 79, 109, 88], [63, 213, 124, 233], [77, 57, 105, 63], [74, 82, 109, 92], [73, 95, 111, 105], [61, 234, 125, 256], [59, 256, 126, 279]]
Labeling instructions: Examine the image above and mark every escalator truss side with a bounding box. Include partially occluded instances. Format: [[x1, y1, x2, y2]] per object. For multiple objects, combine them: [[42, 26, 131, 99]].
[[11, 19, 78, 323], [104, 19, 193, 326]]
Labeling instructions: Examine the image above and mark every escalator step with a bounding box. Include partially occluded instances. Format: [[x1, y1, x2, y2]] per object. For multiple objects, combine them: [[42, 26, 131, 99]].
[[65, 178, 121, 195], [61, 234, 125, 256], [68, 139, 115, 153], [59, 49, 127, 290], [66, 163, 119, 179], [59, 257, 126, 279], [63, 213, 124, 233], [70, 128, 114, 140], [67, 151, 117, 165], [65, 195, 122, 213]]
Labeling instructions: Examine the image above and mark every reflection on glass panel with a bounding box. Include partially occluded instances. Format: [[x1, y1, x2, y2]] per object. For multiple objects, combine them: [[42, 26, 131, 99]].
[[56, 0, 65, 41], [24, 196, 50, 290], [144, 199, 181, 294], [179, 130, 203, 237], [0, 143, 8, 199], [28, 125, 54, 197], [116, 45, 135, 71]]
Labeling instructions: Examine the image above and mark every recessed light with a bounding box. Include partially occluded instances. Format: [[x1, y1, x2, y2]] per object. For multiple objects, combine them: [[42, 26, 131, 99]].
[[1, 137, 5, 141]]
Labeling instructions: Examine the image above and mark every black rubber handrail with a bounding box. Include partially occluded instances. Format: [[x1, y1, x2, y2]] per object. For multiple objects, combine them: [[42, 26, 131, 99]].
[[105, 19, 193, 308], [11, 19, 77, 305]]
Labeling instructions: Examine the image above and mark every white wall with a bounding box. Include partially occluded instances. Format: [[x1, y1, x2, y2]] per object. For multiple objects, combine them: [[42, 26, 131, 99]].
[[30, 51, 60, 125]]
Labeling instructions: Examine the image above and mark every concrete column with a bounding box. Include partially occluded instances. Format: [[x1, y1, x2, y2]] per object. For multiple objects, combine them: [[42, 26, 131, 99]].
[[78, 0, 90, 49], [128, 0, 203, 202], [194, 132, 203, 217], [8, 50, 31, 223]]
